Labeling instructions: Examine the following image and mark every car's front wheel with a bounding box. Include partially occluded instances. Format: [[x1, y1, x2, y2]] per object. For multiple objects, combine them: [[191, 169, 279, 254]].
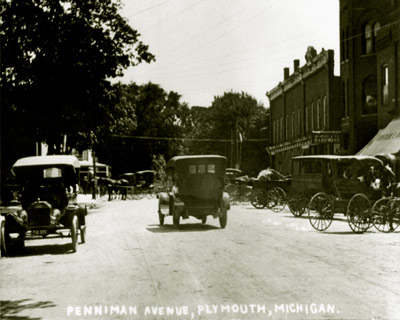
[[71, 215, 78, 252], [219, 205, 227, 229], [1, 218, 8, 257]]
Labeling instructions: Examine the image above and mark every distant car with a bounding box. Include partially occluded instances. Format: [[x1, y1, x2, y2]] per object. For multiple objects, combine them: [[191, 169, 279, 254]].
[[1, 155, 86, 256], [157, 155, 230, 228]]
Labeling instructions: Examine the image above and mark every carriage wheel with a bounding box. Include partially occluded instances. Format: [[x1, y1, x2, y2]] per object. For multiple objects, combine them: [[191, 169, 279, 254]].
[[267, 187, 287, 212], [308, 192, 334, 231], [347, 193, 372, 234], [372, 198, 400, 233], [250, 189, 268, 209], [288, 192, 307, 217], [225, 184, 239, 205]]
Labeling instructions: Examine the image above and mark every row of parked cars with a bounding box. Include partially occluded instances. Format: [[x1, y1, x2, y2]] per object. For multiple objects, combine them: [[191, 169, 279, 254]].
[[0, 154, 232, 257]]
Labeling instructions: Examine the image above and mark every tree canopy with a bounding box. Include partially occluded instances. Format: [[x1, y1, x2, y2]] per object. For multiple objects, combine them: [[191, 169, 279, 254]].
[[1, 0, 155, 158], [186, 91, 270, 172], [96, 82, 191, 174]]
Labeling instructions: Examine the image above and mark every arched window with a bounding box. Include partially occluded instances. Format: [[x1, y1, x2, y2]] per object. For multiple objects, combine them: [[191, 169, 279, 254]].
[[364, 23, 372, 54], [363, 21, 380, 54], [373, 22, 380, 52]]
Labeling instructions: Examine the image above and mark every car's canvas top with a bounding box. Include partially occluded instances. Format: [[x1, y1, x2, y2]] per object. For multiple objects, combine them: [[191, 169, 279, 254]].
[[167, 155, 226, 168], [13, 155, 81, 168]]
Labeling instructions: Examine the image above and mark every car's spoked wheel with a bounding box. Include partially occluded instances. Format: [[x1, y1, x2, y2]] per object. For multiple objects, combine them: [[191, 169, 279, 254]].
[[308, 192, 334, 231], [288, 192, 307, 217], [219, 205, 227, 229], [372, 198, 400, 232], [267, 187, 286, 212], [250, 189, 267, 209], [347, 193, 371, 234], [71, 215, 78, 252], [1, 219, 8, 257]]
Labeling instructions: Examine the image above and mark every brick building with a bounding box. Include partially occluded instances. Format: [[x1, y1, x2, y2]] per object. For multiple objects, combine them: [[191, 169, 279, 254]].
[[340, 0, 400, 154], [266, 48, 342, 174]]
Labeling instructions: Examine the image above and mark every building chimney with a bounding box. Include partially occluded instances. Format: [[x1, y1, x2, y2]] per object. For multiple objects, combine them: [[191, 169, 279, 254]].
[[293, 59, 300, 72], [284, 67, 290, 80]]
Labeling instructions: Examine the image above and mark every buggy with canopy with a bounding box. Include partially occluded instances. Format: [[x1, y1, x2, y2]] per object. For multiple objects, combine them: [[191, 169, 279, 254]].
[[291, 155, 388, 233]]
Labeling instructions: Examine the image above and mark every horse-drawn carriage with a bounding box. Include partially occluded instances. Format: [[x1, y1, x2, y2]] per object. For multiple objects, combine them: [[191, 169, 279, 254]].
[[291, 155, 396, 233], [249, 168, 291, 211]]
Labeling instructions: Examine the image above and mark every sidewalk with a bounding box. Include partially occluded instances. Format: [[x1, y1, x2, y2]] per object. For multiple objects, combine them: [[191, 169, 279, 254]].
[[77, 194, 107, 209]]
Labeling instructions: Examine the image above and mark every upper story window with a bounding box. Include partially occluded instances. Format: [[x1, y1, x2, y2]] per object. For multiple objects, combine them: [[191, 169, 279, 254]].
[[341, 27, 350, 61], [363, 21, 380, 54], [323, 96, 328, 129], [297, 109, 301, 136], [305, 106, 309, 133], [382, 65, 389, 106]]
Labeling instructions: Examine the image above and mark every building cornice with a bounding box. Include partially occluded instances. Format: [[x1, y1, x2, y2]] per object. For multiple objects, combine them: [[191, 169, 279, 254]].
[[266, 49, 332, 101]]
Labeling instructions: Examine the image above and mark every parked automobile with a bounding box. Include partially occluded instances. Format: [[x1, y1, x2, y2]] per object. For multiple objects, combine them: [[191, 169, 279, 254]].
[[157, 155, 230, 228], [1, 155, 86, 256]]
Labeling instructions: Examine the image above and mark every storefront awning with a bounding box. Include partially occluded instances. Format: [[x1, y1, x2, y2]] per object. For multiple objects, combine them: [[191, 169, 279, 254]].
[[357, 117, 400, 156]]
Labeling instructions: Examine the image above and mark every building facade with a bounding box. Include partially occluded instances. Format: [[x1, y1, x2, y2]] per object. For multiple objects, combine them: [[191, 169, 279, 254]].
[[340, 0, 400, 154], [266, 48, 343, 174]]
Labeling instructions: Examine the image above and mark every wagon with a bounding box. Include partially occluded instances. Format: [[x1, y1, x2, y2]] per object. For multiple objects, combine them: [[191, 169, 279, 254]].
[[291, 155, 387, 233], [249, 169, 291, 212], [157, 155, 230, 228], [1, 155, 86, 255]]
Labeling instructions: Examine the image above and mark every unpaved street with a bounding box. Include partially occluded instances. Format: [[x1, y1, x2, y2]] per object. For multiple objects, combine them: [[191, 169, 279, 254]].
[[1, 198, 399, 320]]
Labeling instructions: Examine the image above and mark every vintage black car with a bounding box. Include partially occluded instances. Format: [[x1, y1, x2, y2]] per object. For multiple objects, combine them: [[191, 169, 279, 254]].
[[157, 155, 230, 228], [1, 155, 86, 255]]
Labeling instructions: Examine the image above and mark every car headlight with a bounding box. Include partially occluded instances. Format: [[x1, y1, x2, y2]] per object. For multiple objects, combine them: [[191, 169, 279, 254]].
[[19, 210, 28, 222], [50, 209, 61, 224]]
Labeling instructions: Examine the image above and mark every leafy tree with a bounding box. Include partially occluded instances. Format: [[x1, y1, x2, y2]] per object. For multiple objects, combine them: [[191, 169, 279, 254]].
[[96, 82, 191, 174], [187, 91, 269, 173], [0, 0, 155, 177]]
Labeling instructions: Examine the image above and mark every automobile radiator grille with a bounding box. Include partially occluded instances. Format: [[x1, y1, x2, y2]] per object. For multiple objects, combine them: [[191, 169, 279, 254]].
[[27, 208, 51, 227]]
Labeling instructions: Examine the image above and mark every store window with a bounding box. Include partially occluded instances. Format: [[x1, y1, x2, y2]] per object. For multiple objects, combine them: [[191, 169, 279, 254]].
[[362, 75, 377, 114]]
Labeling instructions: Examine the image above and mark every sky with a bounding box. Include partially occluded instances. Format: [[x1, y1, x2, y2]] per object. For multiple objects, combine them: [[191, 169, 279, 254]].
[[116, 0, 340, 108]]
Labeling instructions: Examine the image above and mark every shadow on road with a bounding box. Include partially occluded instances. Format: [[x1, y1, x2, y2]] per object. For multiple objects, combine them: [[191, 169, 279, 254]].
[[0, 299, 56, 320], [6, 243, 75, 257], [146, 223, 221, 233]]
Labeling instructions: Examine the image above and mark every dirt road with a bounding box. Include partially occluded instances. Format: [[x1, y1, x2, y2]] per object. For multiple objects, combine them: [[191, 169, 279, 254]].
[[1, 199, 399, 320]]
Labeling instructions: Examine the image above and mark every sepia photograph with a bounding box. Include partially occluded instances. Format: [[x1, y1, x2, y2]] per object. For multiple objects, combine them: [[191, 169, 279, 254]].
[[1, 0, 399, 319]]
